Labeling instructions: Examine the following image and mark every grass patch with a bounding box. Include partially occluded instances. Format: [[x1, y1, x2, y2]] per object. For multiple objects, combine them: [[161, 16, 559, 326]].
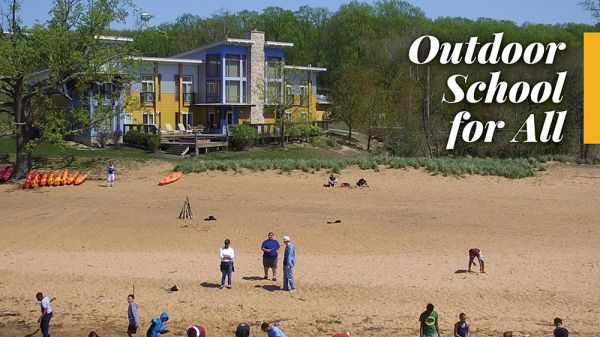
[[0, 136, 157, 170], [176, 156, 543, 179]]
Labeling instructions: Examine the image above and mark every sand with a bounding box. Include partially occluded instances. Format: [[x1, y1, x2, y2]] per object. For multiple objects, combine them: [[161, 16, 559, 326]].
[[0, 162, 598, 337]]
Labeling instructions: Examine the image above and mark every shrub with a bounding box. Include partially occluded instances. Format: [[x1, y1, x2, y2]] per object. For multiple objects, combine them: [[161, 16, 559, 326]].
[[230, 125, 259, 150], [288, 123, 321, 142], [147, 135, 160, 153], [124, 130, 160, 152]]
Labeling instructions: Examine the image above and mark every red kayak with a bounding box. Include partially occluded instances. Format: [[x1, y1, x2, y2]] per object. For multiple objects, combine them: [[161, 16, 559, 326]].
[[1, 165, 14, 182], [159, 171, 183, 186], [73, 172, 88, 186]]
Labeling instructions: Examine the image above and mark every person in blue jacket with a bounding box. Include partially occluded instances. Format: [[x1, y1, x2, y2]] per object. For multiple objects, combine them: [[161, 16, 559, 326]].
[[147, 312, 170, 337], [282, 235, 296, 292]]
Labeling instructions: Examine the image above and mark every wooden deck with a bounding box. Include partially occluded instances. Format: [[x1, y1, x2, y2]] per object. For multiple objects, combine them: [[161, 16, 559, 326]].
[[160, 133, 228, 155]]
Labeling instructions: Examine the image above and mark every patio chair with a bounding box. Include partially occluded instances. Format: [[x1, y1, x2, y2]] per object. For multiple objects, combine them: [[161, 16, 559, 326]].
[[165, 123, 177, 134]]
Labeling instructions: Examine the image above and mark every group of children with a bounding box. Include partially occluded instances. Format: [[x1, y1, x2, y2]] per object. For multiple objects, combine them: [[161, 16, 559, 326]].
[[324, 174, 369, 188]]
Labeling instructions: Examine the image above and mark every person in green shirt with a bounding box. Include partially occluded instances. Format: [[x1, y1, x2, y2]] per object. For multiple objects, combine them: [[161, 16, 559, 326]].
[[419, 303, 440, 337]]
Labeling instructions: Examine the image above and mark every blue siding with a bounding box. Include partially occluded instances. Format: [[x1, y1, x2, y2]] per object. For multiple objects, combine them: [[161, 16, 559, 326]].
[[265, 48, 284, 59]]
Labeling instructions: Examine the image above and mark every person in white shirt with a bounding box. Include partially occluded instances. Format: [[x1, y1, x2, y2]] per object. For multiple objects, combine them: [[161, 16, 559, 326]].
[[36, 292, 56, 337], [219, 239, 235, 289]]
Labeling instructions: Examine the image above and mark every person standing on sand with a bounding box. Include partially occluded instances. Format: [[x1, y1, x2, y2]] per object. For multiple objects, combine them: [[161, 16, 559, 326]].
[[453, 313, 469, 337], [127, 294, 141, 337], [107, 161, 116, 187], [419, 303, 440, 337], [261, 232, 281, 281], [146, 312, 169, 337], [282, 235, 296, 292], [36, 292, 55, 337], [220, 239, 235, 289], [261, 322, 287, 337], [553, 317, 569, 337], [468, 248, 485, 273]]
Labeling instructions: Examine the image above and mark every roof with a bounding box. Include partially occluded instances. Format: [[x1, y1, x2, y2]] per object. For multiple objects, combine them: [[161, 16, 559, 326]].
[[131, 56, 203, 65], [96, 35, 133, 42], [284, 65, 327, 72], [266, 41, 294, 48], [173, 38, 255, 58]]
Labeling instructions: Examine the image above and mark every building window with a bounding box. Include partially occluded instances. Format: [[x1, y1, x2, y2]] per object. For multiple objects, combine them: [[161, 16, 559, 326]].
[[285, 85, 293, 105], [226, 80, 240, 103], [267, 57, 282, 79], [227, 111, 233, 125], [300, 85, 308, 106], [176, 75, 194, 103], [208, 111, 216, 128], [285, 111, 292, 121], [225, 54, 241, 77], [207, 54, 221, 77], [301, 111, 308, 121], [182, 112, 192, 127], [142, 112, 154, 125], [266, 81, 282, 104], [124, 113, 133, 124], [206, 80, 220, 103]]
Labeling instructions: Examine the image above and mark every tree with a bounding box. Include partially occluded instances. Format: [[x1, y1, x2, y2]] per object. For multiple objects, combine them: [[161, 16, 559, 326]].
[[0, 0, 134, 177], [580, 0, 600, 20]]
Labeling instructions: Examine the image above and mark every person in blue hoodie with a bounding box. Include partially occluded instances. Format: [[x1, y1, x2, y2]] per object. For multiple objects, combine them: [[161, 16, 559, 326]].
[[147, 312, 169, 337]]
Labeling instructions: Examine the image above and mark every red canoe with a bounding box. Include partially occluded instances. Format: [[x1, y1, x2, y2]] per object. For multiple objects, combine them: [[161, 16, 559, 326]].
[[159, 171, 183, 186]]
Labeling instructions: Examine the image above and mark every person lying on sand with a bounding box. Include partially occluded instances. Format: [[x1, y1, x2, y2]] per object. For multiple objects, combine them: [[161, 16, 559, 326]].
[[468, 248, 485, 273], [186, 324, 206, 337], [89, 332, 100, 337], [324, 174, 337, 187], [356, 178, 368, 187], [147, 312, 169, 337], [454, 313, 469, 337]]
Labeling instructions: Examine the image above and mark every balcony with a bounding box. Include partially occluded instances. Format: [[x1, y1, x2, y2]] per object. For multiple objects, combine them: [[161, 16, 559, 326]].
[[140, 92, 155, 104], [183, 92, 195, 105], [206, 94, 221, 103]]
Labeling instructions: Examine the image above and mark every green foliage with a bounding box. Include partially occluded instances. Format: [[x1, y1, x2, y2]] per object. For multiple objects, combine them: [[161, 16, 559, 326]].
[[175, 156, 542, 179], [287, 123, 321, 140], [230, 124, 259, 150], [123, 130, 159, 151]]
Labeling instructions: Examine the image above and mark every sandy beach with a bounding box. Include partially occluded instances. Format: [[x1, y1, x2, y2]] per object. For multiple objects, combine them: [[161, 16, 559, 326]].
[[0, 162, 598, 337]]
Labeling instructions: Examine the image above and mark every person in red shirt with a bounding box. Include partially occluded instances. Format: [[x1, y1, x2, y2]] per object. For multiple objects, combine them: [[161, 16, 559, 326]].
[[186, 325, 206, 337], [468, 248, 485, 273]]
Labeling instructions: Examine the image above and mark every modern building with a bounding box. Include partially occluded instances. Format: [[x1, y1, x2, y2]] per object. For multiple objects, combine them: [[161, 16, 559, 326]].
[[122, 30, 329, 138]]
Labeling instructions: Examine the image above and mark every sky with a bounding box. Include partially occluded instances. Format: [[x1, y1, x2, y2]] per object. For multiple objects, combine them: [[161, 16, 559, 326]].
[[11, 0, 597, 29]]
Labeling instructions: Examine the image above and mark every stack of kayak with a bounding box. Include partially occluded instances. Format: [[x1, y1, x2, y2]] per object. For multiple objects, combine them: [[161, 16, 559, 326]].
[[23, 170, 88, 189], [0, 165, 14, 183]]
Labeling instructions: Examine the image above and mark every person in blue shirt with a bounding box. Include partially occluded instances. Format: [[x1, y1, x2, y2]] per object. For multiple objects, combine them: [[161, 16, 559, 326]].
[[261, 232, 281, 281], [146, 312, 169, 337], [107, 161, 116, 187], [282, 235, 296, 292], [261, 322, 287, 337]]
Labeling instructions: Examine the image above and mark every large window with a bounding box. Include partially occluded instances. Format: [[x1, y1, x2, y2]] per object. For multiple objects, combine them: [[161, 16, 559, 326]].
[[142, 112, 154, 125], [182, 112, 192, 127], [267, 57, 282, 79], [206, 80, 220, 103], [226, 80, 241, 103], [266, 81, 282, 104], [225, 54, 241, 77], [141, 75, 154, 92], [206, 54, 221, 77], [176, 75, 194, 103]]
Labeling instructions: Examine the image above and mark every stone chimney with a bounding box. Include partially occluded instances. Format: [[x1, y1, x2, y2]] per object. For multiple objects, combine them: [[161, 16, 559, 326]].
[[245, 30, 265, 124]]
